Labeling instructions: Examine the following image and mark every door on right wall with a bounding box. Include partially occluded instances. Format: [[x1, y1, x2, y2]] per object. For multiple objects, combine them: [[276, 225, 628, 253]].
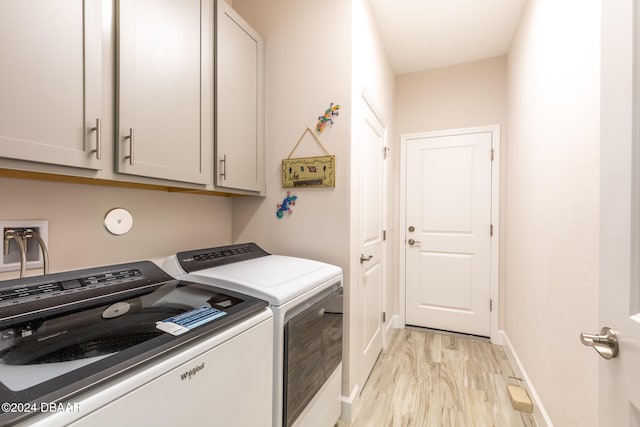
[[404, 129, 493, 337], [595, 0, 640, 423], [358, 94, 386, 390]]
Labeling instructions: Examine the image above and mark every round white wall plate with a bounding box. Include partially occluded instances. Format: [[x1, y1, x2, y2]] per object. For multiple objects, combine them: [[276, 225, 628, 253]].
[[104, 208, 133, 235]]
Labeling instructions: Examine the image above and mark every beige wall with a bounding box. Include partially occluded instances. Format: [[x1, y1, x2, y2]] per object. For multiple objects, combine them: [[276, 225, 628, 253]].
[[395, 56, 507, 134], [229, 0, 351, 266], [505, 1, 600, 425], [0, 177, 232, 281], [230, 0, 395, 413], [395, 56, 508, 327]]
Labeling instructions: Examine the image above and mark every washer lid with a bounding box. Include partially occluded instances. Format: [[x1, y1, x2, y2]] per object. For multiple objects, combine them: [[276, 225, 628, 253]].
[[185, 255, 343, 305]]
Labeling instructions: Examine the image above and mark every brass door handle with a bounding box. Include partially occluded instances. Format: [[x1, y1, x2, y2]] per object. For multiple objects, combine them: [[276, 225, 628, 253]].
[[360, 254, 373, 264], [408, 239, 421, 246], [580, 327, 619, 359]]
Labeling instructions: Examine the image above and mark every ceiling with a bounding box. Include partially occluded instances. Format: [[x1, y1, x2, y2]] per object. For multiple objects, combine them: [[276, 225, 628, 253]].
[[368, 0, 526, 75]]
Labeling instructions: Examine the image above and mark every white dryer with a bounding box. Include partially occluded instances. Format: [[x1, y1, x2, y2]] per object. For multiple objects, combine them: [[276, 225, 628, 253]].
[[163, 243, 343, 427]]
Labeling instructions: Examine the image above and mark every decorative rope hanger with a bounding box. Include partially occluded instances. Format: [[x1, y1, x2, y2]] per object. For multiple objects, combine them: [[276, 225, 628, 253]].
[[286, 127, 332, 159]]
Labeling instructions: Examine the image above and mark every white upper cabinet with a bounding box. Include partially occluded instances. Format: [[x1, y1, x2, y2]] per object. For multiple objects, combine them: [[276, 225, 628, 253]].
[[117, 0, 212, 185], [0, 0, 265, 195], [215, 0, 266, 194], [0, 0, 103, 170]]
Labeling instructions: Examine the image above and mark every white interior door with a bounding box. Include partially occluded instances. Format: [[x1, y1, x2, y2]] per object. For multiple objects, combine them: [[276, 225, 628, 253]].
[[358, 97, 386, 389], [404, 130, 492, 337], [595, 1, 640, 423]]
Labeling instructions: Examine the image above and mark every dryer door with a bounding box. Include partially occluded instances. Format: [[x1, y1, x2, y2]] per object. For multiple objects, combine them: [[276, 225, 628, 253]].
[[283, 286, 343, 427]]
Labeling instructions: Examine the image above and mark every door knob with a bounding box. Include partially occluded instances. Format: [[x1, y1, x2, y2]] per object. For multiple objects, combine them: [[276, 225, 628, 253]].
[[408, 239, 421, 246], [580, 327, 619, 359], [360, 254, 373, 264]]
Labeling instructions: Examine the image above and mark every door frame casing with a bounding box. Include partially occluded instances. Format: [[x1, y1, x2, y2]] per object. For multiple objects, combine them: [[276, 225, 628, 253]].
[[399, 125, 501, 343]]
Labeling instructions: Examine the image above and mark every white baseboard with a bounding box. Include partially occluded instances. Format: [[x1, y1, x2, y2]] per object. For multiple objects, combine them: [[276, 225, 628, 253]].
[[392, 314, 403, 329], [343, 316, 399, 423], [339, 384, 359, 423], [491, 327, 504, 345], [500, 330, 553, 427], [384, 314, 400, 341]]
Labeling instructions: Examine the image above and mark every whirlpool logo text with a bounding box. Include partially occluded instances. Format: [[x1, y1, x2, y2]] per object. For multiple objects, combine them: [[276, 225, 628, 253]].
[[180, 363, 205, 381]]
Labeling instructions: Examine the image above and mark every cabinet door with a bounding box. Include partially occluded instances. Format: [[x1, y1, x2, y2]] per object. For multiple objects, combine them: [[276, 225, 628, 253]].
[[117, 0, 212, 185], [0, 0, 102, 170], [215, 1, 265, 194]]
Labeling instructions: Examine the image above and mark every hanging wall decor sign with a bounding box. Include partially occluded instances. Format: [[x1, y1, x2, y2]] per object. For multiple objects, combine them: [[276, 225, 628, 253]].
[[282, 127, 336, 188]]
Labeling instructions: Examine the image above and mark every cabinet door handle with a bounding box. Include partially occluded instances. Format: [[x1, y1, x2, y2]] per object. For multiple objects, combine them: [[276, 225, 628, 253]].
[[91, 118, 102, 160], [220, 154, 226, 179], [125, 128, 134, 165]]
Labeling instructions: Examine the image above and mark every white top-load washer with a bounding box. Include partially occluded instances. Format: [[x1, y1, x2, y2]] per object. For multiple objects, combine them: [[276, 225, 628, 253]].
[[0, 260, 273, 427], [163, 243, 343, 427]]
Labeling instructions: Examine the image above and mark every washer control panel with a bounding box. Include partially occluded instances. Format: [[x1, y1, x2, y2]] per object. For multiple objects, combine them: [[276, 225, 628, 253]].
[[0, 269, 143, 308], [0, 261, 172, 326]]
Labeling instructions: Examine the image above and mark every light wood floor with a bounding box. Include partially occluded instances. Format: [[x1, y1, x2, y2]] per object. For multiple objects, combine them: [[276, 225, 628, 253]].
[[338, 327, 536, 427]]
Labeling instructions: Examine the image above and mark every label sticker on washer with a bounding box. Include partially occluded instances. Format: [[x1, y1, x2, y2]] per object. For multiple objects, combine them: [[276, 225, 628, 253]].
[[156, 306, 227, 336]]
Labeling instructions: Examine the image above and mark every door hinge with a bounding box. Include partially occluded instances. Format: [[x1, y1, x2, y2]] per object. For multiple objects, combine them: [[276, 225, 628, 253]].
[[384, 146, 390, 159], [491, 148, 495, 161], [490, 224, 494, 236], [490, 299, 493, 312], [382, 312, 386, 323], [383, 230, 387, 241]]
